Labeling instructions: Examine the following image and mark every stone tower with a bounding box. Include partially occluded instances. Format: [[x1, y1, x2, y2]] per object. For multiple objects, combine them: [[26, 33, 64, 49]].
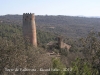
[[23, 13, 37, 47], [58, 36, 63, 48]]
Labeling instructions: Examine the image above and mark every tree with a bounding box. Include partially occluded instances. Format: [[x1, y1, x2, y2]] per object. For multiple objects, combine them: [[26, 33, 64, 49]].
[[48, 58, 66, 75]]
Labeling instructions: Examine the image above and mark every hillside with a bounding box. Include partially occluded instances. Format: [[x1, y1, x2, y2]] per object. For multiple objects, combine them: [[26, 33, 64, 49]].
[[0, 15, 100, 75], [0, 15, 100, 39]]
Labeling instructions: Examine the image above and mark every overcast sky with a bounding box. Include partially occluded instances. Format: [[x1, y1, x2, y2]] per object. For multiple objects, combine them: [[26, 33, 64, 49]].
[[0, 0, 100, 16]]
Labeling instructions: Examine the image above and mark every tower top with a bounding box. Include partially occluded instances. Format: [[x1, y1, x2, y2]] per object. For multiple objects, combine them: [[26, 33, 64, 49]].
[[23, 13, 35, 15], [23, 13, 35, 19]]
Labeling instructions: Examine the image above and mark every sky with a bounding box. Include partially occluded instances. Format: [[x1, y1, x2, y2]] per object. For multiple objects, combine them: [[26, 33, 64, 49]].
[[0, 0, 100, 17]]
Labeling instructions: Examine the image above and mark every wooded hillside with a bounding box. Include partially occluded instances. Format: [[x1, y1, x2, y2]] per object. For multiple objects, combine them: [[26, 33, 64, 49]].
[[0, 15, 100, 38]]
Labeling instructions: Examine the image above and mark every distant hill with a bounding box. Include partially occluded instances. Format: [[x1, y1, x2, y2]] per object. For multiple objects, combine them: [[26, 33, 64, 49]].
[[0, 15, 100, 39]]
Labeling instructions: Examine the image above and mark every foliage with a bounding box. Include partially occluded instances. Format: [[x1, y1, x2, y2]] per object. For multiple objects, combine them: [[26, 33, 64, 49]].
[[71, 58, 94, 75], [37, 30, 56, 44], [60, 48, 68, 56], [1, 15, 100, 39], [0, 24, 53, 75], [48, 58, 66, 75], [0, 16, 100, 75], [72, 32, 100, 75]]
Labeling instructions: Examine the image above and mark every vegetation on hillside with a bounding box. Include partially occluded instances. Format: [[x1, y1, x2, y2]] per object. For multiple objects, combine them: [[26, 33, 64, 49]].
[[0, 24, 54, 75], [0, 15, 100, 38], [0, 16, 100, 75]]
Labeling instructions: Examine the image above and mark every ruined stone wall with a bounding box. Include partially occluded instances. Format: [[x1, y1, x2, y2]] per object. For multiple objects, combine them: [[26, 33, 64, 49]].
[[58, 37, 71, 50], [23, 13, 37, 47]]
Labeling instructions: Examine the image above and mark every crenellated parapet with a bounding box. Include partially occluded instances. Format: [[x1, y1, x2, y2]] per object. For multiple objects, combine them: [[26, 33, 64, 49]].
[[23, 13, 34, 15], [23, 13, 35, 22]]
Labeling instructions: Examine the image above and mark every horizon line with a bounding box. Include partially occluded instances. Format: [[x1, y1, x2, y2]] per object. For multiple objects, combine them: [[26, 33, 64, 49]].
[[0, 14, 100, 18]]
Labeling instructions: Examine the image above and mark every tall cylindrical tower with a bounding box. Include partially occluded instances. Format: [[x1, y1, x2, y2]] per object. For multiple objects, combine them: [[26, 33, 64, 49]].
[[23, 13, 37, 47]]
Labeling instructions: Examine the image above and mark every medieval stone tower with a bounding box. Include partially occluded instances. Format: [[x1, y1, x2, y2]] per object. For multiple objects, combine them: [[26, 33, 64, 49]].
[[23, 13, 37, 47], [58, 36, 63, 48]]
